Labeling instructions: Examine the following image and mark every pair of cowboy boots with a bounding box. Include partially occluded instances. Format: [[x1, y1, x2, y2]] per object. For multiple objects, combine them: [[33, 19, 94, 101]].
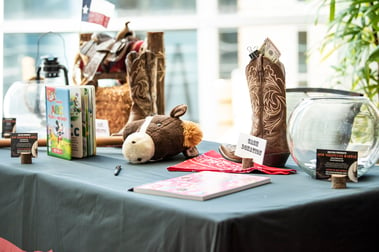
[[220, 39, 289, 167]]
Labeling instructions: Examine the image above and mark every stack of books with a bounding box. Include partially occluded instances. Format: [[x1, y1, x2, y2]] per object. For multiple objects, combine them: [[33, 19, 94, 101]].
[[45, 85, 96, 159]]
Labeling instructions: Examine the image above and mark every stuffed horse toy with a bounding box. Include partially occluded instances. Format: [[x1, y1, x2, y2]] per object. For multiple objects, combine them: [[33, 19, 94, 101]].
[[122, 104, 203, 164]]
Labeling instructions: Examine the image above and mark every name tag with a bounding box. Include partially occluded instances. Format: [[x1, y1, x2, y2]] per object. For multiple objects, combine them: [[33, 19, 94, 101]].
[[235, 133, 266, 165]]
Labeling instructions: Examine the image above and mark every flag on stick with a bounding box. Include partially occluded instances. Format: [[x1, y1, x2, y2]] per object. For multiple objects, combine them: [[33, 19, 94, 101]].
[[82, 0, 115, 28]]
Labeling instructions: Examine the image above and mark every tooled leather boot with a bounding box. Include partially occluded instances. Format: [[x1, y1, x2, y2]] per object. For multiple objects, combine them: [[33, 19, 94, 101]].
[[245, 47, 289, 167], [126, 50, 158, 123]]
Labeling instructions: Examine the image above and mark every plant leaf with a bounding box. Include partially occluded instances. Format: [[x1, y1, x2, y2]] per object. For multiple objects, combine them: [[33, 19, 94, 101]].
[[329, 0, 336, 21], [368, 47, 379, 62]]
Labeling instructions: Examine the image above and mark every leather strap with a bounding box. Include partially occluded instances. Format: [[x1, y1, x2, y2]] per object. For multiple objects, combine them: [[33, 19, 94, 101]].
[[83, 39, 115, 81]]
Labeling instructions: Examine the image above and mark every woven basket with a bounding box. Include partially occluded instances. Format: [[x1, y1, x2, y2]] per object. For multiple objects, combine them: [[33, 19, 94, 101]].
[[95, 83, 131, 134]]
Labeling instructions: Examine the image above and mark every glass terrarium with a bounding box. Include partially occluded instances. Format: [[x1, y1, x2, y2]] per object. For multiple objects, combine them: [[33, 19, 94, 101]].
[[287, 96, 379, 178]]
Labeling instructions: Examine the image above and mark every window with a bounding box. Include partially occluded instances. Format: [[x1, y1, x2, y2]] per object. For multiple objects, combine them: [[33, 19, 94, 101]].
[[1, 0, 329, 140], [298, 31, 307, 74], [219, 29, 238, 79], [4, 1, 78, 20], [115, 0, 196, 15], [218, 0, 237, 13], [2, 0, 200, 122]]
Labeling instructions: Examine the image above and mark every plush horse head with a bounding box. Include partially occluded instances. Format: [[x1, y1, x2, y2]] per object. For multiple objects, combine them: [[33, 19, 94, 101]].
[[121, 104, 203, 164]]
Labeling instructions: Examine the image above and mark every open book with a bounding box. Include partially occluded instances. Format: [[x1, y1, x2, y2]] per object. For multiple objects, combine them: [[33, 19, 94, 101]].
[[132, 171, 271, 201]]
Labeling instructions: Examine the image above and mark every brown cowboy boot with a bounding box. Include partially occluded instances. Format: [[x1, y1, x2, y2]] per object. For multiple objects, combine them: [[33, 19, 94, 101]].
[[244, 39, 289, 167], [218, 144, 242, 163], [126, 50, 158, 123]]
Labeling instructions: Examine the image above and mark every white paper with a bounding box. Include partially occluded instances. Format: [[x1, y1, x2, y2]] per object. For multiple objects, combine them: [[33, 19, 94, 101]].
[[234, 133, 267, 165]]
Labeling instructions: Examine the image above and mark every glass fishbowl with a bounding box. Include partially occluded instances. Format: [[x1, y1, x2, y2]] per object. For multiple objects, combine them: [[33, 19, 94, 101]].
[[287, 96, 379, 178]]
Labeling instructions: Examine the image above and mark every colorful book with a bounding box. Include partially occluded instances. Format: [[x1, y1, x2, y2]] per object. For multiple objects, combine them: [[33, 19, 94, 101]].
[[87, 85, 96, 156], [80, 86, 89, 157], [46, 86, 72, 160], [79, 85, 96, 157], [45, 85, 96, 160], [132, 171, 271, 201], [69, 87, 83, 158]]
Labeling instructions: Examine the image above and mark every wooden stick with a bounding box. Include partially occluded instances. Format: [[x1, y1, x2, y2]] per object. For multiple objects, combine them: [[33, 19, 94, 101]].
[[147, 32, 165, 115], [0, 136, 124, 148], [96, 136, 124, 146]]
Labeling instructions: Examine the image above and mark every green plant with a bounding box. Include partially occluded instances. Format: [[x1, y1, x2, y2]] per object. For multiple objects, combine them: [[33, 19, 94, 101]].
[[319, 0, 379, 106]]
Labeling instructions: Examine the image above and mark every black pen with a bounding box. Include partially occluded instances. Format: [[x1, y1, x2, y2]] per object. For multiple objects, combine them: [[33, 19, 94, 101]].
[[114, 165, 122, 176]]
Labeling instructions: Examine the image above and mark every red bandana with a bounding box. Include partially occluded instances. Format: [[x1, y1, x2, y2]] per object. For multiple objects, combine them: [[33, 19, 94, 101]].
[[168, 150, 296, 175]]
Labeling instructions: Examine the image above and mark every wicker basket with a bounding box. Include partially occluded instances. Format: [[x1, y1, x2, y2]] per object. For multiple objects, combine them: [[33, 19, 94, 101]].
[[95, 82, 131, 134]]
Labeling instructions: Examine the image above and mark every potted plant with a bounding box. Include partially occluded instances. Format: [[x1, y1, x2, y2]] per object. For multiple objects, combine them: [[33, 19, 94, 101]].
[[318, 0, 379, 107]]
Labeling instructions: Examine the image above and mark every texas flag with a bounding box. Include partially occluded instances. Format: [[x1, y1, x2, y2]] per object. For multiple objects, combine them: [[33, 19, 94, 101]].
[[81, 0, 115, 28]]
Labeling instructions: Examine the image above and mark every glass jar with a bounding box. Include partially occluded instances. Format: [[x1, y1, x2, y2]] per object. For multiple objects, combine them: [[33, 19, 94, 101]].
[[3, 80, 62, 138], [287, 96, 379, 178]]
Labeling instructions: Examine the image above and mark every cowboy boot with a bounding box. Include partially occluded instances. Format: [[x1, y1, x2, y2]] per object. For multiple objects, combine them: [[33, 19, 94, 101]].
[[126, 50, 158, 123], [218, 144, 242, 163], [244, 41, 289, 167]]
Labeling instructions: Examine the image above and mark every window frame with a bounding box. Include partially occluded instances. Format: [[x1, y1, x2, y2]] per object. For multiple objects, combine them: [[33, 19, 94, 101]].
[[1, 0, 326, 136]]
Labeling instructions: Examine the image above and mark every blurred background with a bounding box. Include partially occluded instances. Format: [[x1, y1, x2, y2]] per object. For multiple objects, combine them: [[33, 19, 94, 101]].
[[1, 0, 339, 142]]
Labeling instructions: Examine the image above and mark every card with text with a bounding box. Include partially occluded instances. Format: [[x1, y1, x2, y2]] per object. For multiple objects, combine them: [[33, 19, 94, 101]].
[[235, 133, 267, 165], [10, 133, 38, 158], [316, 149, 358, 182], [2, 117, 16, 138]]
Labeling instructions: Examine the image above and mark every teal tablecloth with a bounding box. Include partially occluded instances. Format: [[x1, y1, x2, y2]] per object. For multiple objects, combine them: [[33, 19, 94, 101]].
[[1, 141, 378, 251]]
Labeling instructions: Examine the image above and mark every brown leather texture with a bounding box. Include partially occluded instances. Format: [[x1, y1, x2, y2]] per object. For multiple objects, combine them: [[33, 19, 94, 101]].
[[126, 51, 158, 123], [245, 55, 289, 167]]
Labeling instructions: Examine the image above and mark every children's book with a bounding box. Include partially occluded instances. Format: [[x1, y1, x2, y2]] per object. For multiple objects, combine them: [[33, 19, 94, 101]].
[[132, 171, 271, 201], [79, 85, 96, 157], [80, 86, 89, 157], [46, 86, 72, 160], [87, 86, 96, 156], [45, 85, 96, 160], [69, 87, 83, 158]]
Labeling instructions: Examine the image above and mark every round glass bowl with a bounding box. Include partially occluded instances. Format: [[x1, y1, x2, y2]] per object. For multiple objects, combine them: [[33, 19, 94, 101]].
[[287, 96, 379, 178], [3, 81, 48, 137]]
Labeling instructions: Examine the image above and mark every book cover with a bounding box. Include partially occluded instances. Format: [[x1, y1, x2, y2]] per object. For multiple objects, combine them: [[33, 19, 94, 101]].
[[45, 86, 72, 160], [133, 171, 271, 201]]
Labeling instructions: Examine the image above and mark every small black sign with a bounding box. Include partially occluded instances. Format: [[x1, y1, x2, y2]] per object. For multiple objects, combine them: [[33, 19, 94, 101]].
[[10, 133, 38, 158], [316, 149, 358, 182], [2, 118, 16, 138]]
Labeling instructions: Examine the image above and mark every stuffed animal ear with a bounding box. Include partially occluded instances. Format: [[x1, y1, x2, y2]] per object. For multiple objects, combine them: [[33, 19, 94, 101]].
[[170, 104, 187, 118]]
